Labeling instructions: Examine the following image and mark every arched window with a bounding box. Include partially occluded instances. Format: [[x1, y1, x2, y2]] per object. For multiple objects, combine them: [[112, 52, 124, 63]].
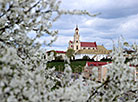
[[76, 46, 78, 50]]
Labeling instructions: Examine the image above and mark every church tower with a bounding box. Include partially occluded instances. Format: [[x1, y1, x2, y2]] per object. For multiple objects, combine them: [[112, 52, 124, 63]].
[[73, 25, 81, 50]]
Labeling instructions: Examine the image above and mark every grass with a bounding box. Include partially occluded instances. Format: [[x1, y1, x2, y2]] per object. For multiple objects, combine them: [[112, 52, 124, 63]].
[[47, 59, 112, 73], [47, 60, 86, 73]]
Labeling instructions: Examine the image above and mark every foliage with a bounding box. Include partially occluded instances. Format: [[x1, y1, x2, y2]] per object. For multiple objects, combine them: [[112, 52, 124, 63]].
[[55, 55, 63, 61], [47, 61, 86, 72], [0, 0, 138, 102], [0, 0, 97, 101], [66, 49, 75, 59], [82, 55, 90, 60], [90, 40, 138, 102], [47, 50, 57, 57], [100, 57, 112, 62]]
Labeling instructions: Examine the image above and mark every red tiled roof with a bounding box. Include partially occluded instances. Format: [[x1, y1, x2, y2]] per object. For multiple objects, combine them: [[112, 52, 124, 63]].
[[86, 62, 110, 67], [70, 41, 73, 43], [87, 62, 137, 67], [55, 51, 66, 54], [129, 64, 138, 67], [81, 42, 97, 47]]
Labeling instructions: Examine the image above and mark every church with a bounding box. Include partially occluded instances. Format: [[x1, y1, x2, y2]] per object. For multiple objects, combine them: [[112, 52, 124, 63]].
[[69, 25, 97, 50], [68, 26, 111, 61]]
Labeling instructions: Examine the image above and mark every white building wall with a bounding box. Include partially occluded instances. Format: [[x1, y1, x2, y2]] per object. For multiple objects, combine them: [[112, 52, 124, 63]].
[[56, 53, 66, 59], [94, 54, 108, 61], [75, 54, 108, 61]]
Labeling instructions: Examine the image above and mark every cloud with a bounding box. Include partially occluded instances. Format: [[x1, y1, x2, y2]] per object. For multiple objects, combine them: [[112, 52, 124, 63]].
[[44, 46, 66, 51], [61, 0, 138, 18], [36, 35, 73, 51], [35, 0, 138, 51], [53, 35, 73, 46], [59, 29, 74, 36], [117, 14, 138, 39]]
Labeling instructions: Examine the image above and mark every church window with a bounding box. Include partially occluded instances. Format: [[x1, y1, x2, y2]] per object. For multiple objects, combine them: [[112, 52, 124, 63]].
[[76, 46, 78, 50], [76, 41, 78, 43]]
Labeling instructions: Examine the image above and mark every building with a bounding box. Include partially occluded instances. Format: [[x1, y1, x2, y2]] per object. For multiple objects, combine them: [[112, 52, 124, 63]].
[[55, 51, 66, 56], [68, 25, 97, 51], [55, 51, 66, 60], [83, 62, 110, 81], [46, 50, 66, 60], [131, 65, 138, 81], [134, 69, 138, 81], [68, 25, 111, 61], [84, 62, 138, 82]]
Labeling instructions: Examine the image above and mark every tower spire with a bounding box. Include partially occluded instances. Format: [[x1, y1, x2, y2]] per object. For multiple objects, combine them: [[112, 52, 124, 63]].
[[74, 25, 80, 50], [75, 24, 79, 30], [76, 24, 78, 28]]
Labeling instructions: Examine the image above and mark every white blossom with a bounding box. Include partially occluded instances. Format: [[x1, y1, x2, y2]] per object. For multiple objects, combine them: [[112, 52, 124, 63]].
[[0, 0, 137, 102]]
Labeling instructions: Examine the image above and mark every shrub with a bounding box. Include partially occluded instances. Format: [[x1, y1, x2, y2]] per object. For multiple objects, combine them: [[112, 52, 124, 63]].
[[55, 55, 63, 61], [82, 55, 90, 60]]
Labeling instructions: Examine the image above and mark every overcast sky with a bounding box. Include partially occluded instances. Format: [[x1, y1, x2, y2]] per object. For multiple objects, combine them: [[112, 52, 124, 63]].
[[43, 0, 138, 51]]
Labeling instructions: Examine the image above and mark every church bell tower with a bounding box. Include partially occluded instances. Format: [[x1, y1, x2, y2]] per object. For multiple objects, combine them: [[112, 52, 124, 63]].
[[73, 25, 80, 50]]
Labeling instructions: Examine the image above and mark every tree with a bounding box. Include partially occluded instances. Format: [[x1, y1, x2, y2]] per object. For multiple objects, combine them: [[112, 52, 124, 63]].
[[47, 50, 57, 57], [82, 55, 90, 60], [0, 0, 98, 101], [86, 40, 138, 102], [0, 0, 138, 102], [66, 49, 75, 60], [55, 55, 63, 61]]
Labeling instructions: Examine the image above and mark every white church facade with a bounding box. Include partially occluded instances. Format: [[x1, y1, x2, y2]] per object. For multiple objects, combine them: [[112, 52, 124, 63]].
[[68, 25, 97, 51], [68, 26, 111, 61]]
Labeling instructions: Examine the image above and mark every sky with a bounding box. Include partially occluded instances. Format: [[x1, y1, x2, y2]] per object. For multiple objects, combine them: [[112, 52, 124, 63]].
[[42, 0, 138, 51]]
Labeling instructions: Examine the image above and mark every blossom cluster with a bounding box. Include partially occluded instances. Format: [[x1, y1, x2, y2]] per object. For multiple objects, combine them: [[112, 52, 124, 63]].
[[0, 0, 137, 102]]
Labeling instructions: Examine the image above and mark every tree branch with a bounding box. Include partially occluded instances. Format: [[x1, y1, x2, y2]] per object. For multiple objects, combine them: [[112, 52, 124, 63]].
[[24, 0, 41, 13], [87, 77, 111, 102], [0, 38, 11, 45], [0, 4, 13, 18]]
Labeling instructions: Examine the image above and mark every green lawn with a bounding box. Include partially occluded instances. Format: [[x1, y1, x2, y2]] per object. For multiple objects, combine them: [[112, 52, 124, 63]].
[[47, 61, 86, 73], [47, 59, 112, 73]]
